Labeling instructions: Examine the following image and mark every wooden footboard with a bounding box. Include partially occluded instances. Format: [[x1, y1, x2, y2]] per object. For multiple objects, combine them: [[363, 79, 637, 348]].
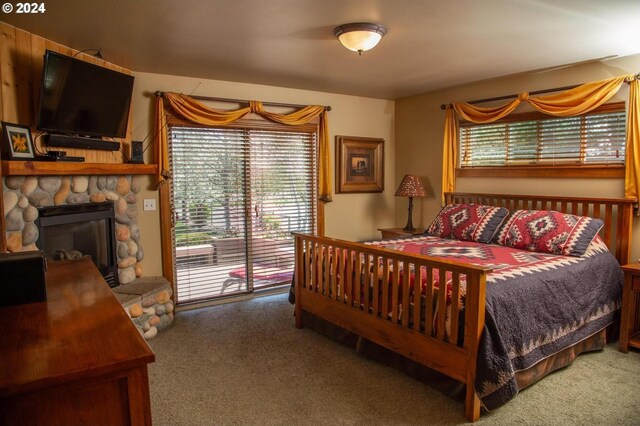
[[293, 233, 492, 422]]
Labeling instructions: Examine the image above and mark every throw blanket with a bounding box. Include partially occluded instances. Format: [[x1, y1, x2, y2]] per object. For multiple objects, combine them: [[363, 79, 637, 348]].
[[365, 235, 623, 410]]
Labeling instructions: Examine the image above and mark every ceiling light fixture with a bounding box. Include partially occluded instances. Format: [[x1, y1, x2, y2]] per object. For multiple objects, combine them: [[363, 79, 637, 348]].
[[333, 22, 387, 55]]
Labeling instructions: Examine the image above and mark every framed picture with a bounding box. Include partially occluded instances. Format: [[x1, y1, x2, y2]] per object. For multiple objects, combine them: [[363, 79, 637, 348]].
[[2, 122, 35, 160], [336, 135, 384, 193]]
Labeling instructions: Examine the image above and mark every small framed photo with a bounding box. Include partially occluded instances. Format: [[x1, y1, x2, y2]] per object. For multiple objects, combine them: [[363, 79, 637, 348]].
[[336, 135, 384, 193], [2, 122, 35, 160]]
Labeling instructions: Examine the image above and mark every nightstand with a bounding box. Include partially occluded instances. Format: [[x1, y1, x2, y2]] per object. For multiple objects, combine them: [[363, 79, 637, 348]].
[[620, 263, 640, 353], [377, 227, 425, 239]]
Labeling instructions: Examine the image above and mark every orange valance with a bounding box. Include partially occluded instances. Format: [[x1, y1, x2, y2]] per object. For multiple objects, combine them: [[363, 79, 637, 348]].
[[441, 74, 638, 203], [154, 93, 332, 202]]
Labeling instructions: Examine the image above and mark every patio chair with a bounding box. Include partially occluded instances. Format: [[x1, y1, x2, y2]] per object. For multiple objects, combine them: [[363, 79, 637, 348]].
[[220, 265, 294, 294]]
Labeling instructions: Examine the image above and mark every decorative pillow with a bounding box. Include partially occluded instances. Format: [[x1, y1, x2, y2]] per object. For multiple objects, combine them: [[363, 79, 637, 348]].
[[494, 210, 604, 257], [426, 203, 509, 243], [586, 234, 609, 255]]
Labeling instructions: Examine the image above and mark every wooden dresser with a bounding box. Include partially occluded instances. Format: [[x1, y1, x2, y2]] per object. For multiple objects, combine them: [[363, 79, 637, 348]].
[[0, 257, 155, 425]]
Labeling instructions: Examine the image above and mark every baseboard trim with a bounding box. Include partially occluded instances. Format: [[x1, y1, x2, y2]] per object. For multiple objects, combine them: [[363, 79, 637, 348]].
[[175, 286, 289, 312]]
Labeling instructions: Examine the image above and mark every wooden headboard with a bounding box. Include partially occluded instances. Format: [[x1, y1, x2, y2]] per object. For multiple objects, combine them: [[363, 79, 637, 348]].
[[445, 192, 636, 265]]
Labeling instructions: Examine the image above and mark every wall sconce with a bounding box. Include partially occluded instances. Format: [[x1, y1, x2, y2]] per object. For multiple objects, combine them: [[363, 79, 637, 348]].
[[333, 22, 387, 55], [395, 174, 427, 231]]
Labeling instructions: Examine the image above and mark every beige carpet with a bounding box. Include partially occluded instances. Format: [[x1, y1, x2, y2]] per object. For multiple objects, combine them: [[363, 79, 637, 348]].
[[147, 293, 640, 425]]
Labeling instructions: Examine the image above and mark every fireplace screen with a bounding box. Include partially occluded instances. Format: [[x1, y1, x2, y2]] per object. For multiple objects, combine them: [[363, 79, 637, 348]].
[[36, 202, 119, 287]]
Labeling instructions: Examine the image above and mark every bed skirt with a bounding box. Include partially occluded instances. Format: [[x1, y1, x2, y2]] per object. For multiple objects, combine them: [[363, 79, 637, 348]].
[[299, 310, 612, 406]]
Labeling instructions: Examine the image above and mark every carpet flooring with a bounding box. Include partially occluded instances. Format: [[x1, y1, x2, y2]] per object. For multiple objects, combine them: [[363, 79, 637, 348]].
[[147, 293, 640, 425]]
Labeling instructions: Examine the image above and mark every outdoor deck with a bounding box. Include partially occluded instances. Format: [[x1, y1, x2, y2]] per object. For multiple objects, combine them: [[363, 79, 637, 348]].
[[176, 262, 293, 302]]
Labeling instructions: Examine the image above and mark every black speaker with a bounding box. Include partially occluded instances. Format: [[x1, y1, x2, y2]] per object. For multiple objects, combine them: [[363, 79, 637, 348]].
[[0, 251, 47, 307], [129, 141, 144, 164], [45, 133, 120, 151]]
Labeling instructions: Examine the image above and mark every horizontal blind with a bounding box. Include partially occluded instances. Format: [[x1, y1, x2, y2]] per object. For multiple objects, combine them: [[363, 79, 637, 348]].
[[170, 127, 248, 303], [460, 106, 626, 167], [169, 125, 316, 303], [583, 113, 627, 163], [249, 129, 317, 275]]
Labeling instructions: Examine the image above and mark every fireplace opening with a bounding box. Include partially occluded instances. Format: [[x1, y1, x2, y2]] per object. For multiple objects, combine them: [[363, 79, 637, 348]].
[[36, 202, 119, 287]]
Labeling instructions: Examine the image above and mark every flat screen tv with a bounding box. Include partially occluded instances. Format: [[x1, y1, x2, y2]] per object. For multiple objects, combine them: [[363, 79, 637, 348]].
[[37, 50, 134, 138]]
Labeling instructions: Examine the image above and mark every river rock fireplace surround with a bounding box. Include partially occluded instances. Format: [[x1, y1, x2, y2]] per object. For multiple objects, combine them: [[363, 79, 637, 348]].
[[3, 175, 145, 285], [2, 173, 178, 340]]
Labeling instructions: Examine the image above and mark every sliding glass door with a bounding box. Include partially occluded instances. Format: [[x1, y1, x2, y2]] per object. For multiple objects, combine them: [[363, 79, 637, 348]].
[[169, 125, 316, 304]]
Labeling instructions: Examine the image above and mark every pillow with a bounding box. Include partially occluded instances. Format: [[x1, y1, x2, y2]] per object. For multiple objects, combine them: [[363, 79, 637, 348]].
[[426, 203, 509, 243], [494, 210, 604, 257]]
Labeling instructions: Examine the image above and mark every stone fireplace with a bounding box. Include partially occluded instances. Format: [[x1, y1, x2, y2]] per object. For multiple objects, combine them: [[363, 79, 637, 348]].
[[3, 175, 145, 284]]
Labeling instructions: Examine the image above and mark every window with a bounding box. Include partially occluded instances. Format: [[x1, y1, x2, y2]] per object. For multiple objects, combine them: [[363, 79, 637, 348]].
[[169, 124, 317, 304], [458, 103, 626, 176]]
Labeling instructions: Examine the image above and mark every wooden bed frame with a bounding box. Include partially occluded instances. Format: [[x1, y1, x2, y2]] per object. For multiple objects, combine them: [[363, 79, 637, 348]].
[[293, 192, 635, 422]]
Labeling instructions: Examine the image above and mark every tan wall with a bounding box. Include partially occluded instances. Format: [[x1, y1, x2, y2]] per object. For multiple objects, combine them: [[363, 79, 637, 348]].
[[395, 54, 640, 262], [131, 72, 395, 276]]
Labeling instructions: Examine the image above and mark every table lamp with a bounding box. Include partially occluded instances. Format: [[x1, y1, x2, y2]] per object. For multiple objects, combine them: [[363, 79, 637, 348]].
[[395, 174, 427, 231]]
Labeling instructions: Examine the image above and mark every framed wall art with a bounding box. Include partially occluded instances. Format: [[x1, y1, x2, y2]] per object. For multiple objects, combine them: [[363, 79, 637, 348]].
[[336, 135, 384, 193], [2, 122, 35, 160]]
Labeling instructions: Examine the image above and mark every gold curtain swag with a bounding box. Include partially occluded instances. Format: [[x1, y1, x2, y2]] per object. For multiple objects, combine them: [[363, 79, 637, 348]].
[[441, 74, 639, 203], [154, 93, 332, 202], [453, 97, 521, 123]]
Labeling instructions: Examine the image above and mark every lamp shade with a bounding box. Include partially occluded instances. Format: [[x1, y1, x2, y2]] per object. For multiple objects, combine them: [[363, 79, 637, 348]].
[[334, 23, 387, 54], [395, 175, 426, 197]]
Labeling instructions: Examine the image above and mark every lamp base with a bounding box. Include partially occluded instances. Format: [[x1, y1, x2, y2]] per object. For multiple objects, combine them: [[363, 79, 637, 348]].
[[403, 196, 415, 232]]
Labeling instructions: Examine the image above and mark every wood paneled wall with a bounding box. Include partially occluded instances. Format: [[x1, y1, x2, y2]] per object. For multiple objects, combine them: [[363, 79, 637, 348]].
[[0, 22, 132, 163]]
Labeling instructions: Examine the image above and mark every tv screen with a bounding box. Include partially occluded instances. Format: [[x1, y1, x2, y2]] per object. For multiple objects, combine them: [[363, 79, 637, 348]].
[[37, 50, 134, 138]]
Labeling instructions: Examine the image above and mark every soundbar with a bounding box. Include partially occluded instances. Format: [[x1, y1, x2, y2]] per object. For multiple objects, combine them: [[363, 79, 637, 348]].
[[44, 134, 120, 151], [36, 155, 85, 162]]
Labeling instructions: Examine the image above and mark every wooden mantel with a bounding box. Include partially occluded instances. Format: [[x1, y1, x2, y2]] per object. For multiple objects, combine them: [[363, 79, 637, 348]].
[[1, 161, 158, 176]]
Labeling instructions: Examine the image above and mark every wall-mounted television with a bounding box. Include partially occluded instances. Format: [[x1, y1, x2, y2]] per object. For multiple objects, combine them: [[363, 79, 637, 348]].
[[37, 50, 134, 139]]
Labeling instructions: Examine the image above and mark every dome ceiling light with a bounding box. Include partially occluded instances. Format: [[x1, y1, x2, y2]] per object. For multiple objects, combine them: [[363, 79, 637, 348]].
[[333, 22, 387, 55]]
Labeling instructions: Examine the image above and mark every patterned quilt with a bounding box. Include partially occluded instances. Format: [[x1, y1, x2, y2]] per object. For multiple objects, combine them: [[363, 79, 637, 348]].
[[366, 235, 623, 410]]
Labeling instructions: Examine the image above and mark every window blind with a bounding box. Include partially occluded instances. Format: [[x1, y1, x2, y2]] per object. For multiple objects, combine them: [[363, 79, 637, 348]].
[[169, 126, 317, 304], [460, 106, 626, 167]]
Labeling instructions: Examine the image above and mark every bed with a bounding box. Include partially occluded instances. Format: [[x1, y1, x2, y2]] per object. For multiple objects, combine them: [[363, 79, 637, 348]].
[[292, 192, 635, 421]]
